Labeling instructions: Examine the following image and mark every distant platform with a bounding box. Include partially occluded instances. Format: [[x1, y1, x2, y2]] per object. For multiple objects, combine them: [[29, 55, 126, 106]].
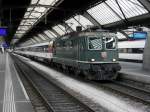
[[119, 61, 150, 84], [0, 53, 34, 112]]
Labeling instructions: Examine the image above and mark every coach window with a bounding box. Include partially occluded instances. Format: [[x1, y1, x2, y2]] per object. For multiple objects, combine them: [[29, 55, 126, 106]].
[[127, 48, 132, 53], [132, 48, 144, 53]]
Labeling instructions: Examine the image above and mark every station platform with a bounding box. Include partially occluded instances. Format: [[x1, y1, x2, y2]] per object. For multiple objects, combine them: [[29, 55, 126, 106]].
[[0, 53, 34, 112], [15, 53, 149, 112], [119, 61, 150, 84]]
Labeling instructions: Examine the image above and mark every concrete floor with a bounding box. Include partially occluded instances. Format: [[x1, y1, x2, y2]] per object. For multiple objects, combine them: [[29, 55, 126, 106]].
[[0, 53, 34, 112], [119, 61, 150, 83]]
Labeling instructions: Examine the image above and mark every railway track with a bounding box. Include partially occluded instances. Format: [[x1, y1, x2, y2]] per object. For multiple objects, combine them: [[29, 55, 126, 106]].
[[12, 55, 96, 112], [15, 63, 51, 112], [94, 79, 150, 105], [13, 54, 150, 108]]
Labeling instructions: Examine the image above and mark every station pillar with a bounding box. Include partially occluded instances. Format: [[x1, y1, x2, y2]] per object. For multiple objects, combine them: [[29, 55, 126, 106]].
[[143, 32, 150, 71]]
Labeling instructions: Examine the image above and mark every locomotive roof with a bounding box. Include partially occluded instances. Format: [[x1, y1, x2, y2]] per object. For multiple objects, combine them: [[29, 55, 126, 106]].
[[57, 31, 116, 41]]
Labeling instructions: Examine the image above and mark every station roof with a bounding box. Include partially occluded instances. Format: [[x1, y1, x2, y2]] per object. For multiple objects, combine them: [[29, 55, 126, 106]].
[[0, 0, 30, 43], [1, 0, 150, 47]]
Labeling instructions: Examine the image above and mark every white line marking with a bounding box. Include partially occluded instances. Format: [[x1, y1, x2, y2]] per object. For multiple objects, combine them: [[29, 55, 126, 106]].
[[3, 53, 16, 112], [15, 101, 30, 103]]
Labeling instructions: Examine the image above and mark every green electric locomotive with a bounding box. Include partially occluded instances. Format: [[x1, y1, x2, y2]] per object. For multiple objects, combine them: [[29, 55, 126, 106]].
[[52, 31, 121, 80]]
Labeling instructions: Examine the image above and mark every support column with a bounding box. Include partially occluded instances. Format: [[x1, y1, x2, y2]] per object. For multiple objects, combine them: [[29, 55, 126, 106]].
[[143, 32, 150, 71]]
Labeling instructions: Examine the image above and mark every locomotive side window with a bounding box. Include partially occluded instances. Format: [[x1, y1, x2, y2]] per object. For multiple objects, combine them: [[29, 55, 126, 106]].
[[88, 37, 102, 50], [105, 37, 116, 50]]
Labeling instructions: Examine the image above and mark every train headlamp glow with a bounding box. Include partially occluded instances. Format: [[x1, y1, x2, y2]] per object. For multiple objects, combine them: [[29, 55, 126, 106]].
[[91, 59, 95, 62], [113, 58, 116, 62]]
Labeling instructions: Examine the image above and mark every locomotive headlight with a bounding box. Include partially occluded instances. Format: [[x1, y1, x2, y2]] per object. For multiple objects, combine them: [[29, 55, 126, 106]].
[[113, 58, 116, 62], [91, 59, 95, 62]]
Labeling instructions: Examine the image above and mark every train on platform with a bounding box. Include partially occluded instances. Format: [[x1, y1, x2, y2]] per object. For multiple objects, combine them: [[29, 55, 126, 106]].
[[118, 40, 145, 63], [14, 31, 121, 80]]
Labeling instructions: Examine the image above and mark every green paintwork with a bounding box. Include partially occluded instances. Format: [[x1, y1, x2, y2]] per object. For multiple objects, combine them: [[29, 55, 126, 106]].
[[52, 31, 119, 70]]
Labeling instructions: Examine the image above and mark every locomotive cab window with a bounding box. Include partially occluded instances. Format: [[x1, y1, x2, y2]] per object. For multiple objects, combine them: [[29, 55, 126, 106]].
[[105, 37, 116, 50], [88, 37, 102, 50]]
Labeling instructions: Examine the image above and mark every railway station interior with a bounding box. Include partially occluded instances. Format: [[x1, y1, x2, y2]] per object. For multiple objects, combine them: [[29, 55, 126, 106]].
[[1, 0, 150, 112]]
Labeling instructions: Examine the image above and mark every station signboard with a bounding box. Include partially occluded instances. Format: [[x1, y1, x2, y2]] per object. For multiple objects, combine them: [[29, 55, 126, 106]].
[[0, 28, 7, 36]]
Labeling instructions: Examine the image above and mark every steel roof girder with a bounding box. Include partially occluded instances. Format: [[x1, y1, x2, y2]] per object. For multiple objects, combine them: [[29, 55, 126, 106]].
[[43, 32, 53, 40], [50, 28, 61, 37], [104, 2, 123, 20], [41, 33, 50, 40], [118, 30, 129, 39], [61, 22, 74, 32], [138, 0, 150, 12], [83, 11, 101, 27]]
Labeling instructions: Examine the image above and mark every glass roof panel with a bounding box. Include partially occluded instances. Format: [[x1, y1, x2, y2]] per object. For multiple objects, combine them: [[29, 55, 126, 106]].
[[30, 12, 42, 17], [15, 33, 23, 38], [106, 0, 148, 19], [30, 38, 36, 43], [38, 34, 47, 40], [23, 19, 34, 22], [41, 33, 50, 40], [39, 0, 58, 5], [15, 34, 24, 38], [34, 36, 42, 42], [21, 20, 27, 23], [116, 32, 127, 39], [34, 7, 46, 13], [23, 22, 32, 25], [44, 30, 55, 39], [31, 0, 38, 4], [26, 40, 33, 45], [24, 12, 31, 17], [58, 24, 71, 33], [11, 39, 19, 44], [18, 26, 30, 31], [14, 0, 60, 44], [48, 30, 57, 37], [65, 18, 81, 31], [74, 15, 94, 28], [87, 2, 121, 25], [20, 22, 25, 25], [27, 8, 34, 11], [52, 26, 65, 35], [16, 31, 26, 33]]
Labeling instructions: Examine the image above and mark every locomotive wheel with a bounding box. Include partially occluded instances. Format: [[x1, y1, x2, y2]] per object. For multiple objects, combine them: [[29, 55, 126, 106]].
[[83, 70, 93, 80], [64, 66, 70, 74], [110, 72, 118, 80], [74, 68, 81, 77], [68, 67, 74, 75]]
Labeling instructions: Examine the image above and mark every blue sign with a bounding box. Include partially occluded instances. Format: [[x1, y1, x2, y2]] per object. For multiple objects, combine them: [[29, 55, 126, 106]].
[[0, 28, 7, 36], [128, 31, 147, 39]]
